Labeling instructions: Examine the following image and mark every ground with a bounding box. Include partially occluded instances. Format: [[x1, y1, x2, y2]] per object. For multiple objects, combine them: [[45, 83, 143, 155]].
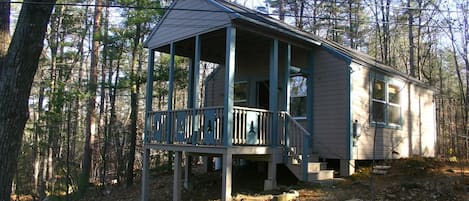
[[12, 157, 469, 201]]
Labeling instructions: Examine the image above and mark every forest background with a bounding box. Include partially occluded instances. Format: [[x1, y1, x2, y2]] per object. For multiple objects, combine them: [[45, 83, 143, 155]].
[[0, 0, 468, 200]]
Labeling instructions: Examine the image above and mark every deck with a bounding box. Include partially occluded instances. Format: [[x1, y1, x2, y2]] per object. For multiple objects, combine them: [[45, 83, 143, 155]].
[[145, 106, 310, 158], [143, 106, 318, 201]]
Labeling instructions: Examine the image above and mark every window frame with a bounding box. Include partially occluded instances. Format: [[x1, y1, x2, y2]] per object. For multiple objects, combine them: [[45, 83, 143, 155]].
[[234, 81, 249, 106], [289, 73, 308, 119], [370, 74, 403, 129]]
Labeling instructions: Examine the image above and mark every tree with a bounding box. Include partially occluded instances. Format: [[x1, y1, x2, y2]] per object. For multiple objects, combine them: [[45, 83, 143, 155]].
[[0, 0, 9, 58], [0, 0, 56, 200], [79, 0, 104, 194], [118, 0, 161, 186]]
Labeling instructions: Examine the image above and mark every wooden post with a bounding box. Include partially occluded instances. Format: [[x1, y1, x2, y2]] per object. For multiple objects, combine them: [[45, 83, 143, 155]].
[[303, 49, 314, 181], [167, 43, 175, 143], [283, 44, 291, 154], [184, 154, 192, 189], [223, 27, 236, 146], [173, 151, 182, 201], [184, 35, 201, 189], [267, 39, 279, 189], [270, 39, 279, 146], [193, 35, 201, 109], [283, 44, 291, 112], [141, 49, 154, 201], [222, 150, 232, 201]]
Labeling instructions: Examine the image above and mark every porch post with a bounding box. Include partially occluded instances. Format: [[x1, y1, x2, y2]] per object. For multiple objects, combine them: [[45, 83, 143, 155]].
[[306, 49, 314, 140], [283, 44, 291, 157], [222, 150, 233, 201], [269, 39, 279, 145], [141, 49, 155, 201], [173, 151, 182, 201], [283, 44, 291, 112], [266, 39, 279, 190], [193, 35, 201, 109], [184, 35, 201, 189], [223, 27, 236, 146], [167, 42, 175, 143], [303, 49, 314, 181]]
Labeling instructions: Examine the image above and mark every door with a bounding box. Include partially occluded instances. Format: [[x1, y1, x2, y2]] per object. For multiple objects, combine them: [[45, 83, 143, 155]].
[[256, 80, 269, 109]]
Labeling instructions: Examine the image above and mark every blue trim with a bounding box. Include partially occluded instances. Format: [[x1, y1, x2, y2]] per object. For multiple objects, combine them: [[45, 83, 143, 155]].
[[321, 44, 352, 63], [304, 49, 314, 181], [193, 35, 201, 109], [167, 43, 175, 144], [223, 27, 236, 146], [187, 58, 194, 108], [144, 49, 155, 143], [269, 39, 279, 147], [346, 62, 352, 160], [283, 44, 291, 112]]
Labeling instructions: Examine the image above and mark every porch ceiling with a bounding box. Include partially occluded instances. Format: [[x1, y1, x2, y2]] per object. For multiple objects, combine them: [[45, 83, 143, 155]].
[[154, 28, 271, 64]]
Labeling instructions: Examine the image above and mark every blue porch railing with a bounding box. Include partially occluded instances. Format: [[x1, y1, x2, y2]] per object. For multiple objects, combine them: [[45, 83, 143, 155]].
[[145, 106, 311, 156], [279, 112, 312, 179]]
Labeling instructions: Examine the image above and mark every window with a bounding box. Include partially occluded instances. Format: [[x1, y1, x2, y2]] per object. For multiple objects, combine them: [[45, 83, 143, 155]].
[[290, 75, 307, 118], [234, 81, 248, 106], [371, 76, 402, 127]]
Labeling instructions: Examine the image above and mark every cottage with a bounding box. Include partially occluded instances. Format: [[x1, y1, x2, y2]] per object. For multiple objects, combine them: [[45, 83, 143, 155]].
[[142, 0, 437, 200]]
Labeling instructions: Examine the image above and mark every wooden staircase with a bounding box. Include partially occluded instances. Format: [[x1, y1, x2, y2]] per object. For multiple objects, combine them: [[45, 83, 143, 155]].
[[285, 153, 334, 182], [280, 112, 334, 182]]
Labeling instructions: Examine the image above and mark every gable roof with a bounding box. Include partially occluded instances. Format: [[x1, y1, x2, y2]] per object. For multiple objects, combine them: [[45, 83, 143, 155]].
[[145, 0, 432, 89]]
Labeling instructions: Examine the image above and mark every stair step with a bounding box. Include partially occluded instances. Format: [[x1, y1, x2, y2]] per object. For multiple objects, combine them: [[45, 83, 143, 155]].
[[374, 165, 391, 170], [308, 170, 334, 181], [307, 162, 328, 172], [372, 165, 391, 175]]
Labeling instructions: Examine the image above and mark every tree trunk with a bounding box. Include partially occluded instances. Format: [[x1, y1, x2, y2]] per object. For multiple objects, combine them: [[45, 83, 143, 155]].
[[0, 0, 9, 58], [80, 0, 103, 193], [278, 0, 286, 21], [408, 0, 416, 77], [100, 4, 110, 186], [126, 23, 142, 187], [0, 0, 55, 200]]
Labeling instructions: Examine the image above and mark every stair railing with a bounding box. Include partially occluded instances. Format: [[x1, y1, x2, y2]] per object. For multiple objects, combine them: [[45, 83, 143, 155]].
[[279, 111, 312, 181]]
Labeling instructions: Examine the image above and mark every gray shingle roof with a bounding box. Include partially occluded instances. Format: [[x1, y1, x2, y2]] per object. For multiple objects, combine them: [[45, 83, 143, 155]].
[[211, 0, 430, 88]]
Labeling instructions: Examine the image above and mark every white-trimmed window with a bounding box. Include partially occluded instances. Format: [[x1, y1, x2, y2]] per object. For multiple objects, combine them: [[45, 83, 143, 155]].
[[290, 74, 307, 118], [371, 76, 402, 127]]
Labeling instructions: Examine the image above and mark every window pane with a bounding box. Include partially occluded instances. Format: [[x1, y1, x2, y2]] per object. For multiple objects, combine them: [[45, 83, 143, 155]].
[[388, 105, 400, 125], [290, 97, 306, 117], [372, 80, 385, 101], [388, 84, 400, 104], [290, 75, 307, 97], [234, 82, 248, 104], [372, 101, 385, 123]]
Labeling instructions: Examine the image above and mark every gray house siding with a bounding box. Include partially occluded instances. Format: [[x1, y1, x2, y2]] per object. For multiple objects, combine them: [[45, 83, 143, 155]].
[[350, 62, 436, 160], [145, 0, 231, 49], [204, 40, 289, 108], [312, 48, 349, 159], [205, 66, 225, 107]]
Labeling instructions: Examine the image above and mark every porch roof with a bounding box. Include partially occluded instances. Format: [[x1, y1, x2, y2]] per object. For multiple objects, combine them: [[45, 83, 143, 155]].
[[144, 0, 432, 89]]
